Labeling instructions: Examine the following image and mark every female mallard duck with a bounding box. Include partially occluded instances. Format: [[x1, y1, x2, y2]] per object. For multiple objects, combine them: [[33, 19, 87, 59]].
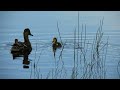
[[11, 28, 33, 55]]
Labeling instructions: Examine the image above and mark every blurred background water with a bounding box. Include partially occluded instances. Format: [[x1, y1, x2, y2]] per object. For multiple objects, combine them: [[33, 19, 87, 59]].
[[0, 11, 120, 79]]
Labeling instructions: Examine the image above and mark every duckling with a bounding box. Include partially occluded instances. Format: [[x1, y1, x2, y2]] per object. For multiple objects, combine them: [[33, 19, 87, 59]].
[[13, 39, 19, 46], [52, 37, 62, 48], [52, 37, 62, 57], [11, 28, 33, 55]]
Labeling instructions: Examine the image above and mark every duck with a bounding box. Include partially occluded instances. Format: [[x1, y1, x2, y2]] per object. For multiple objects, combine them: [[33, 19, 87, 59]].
[[11, 28, 33, 56], [52, 37, 62, 48], [52, 37, 62, 57]]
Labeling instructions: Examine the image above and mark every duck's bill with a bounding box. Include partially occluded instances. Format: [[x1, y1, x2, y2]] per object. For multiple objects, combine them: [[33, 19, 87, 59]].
[[30, 34, 33, 36]]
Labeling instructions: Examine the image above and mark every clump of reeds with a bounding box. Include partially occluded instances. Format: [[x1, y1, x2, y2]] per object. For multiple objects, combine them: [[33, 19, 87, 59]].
[[87, 18, 109, 79], [52, 22, 67, 79], [71, 12, 108, 79]]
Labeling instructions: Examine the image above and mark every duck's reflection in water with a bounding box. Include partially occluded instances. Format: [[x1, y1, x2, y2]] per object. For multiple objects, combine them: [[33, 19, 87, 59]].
[[23, 53, 30, 69], [12, 51, 30, 69]]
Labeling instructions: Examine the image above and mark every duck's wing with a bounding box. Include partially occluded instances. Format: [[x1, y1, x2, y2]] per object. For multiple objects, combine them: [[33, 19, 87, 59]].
[[57, 42, 62, 48]]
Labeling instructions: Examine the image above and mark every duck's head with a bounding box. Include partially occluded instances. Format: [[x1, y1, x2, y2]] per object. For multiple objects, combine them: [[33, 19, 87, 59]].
[[15, 39, 18, 43], [24, 28, 33, 37], [52, 37, 57, 44]]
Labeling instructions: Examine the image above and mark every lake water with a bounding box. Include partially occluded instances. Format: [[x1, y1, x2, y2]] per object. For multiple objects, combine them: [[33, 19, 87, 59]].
[[0, 11, 120, 79]]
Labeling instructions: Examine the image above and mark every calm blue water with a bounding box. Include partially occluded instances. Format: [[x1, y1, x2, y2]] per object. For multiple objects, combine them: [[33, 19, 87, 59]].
[[0, 11, 120, 79]]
